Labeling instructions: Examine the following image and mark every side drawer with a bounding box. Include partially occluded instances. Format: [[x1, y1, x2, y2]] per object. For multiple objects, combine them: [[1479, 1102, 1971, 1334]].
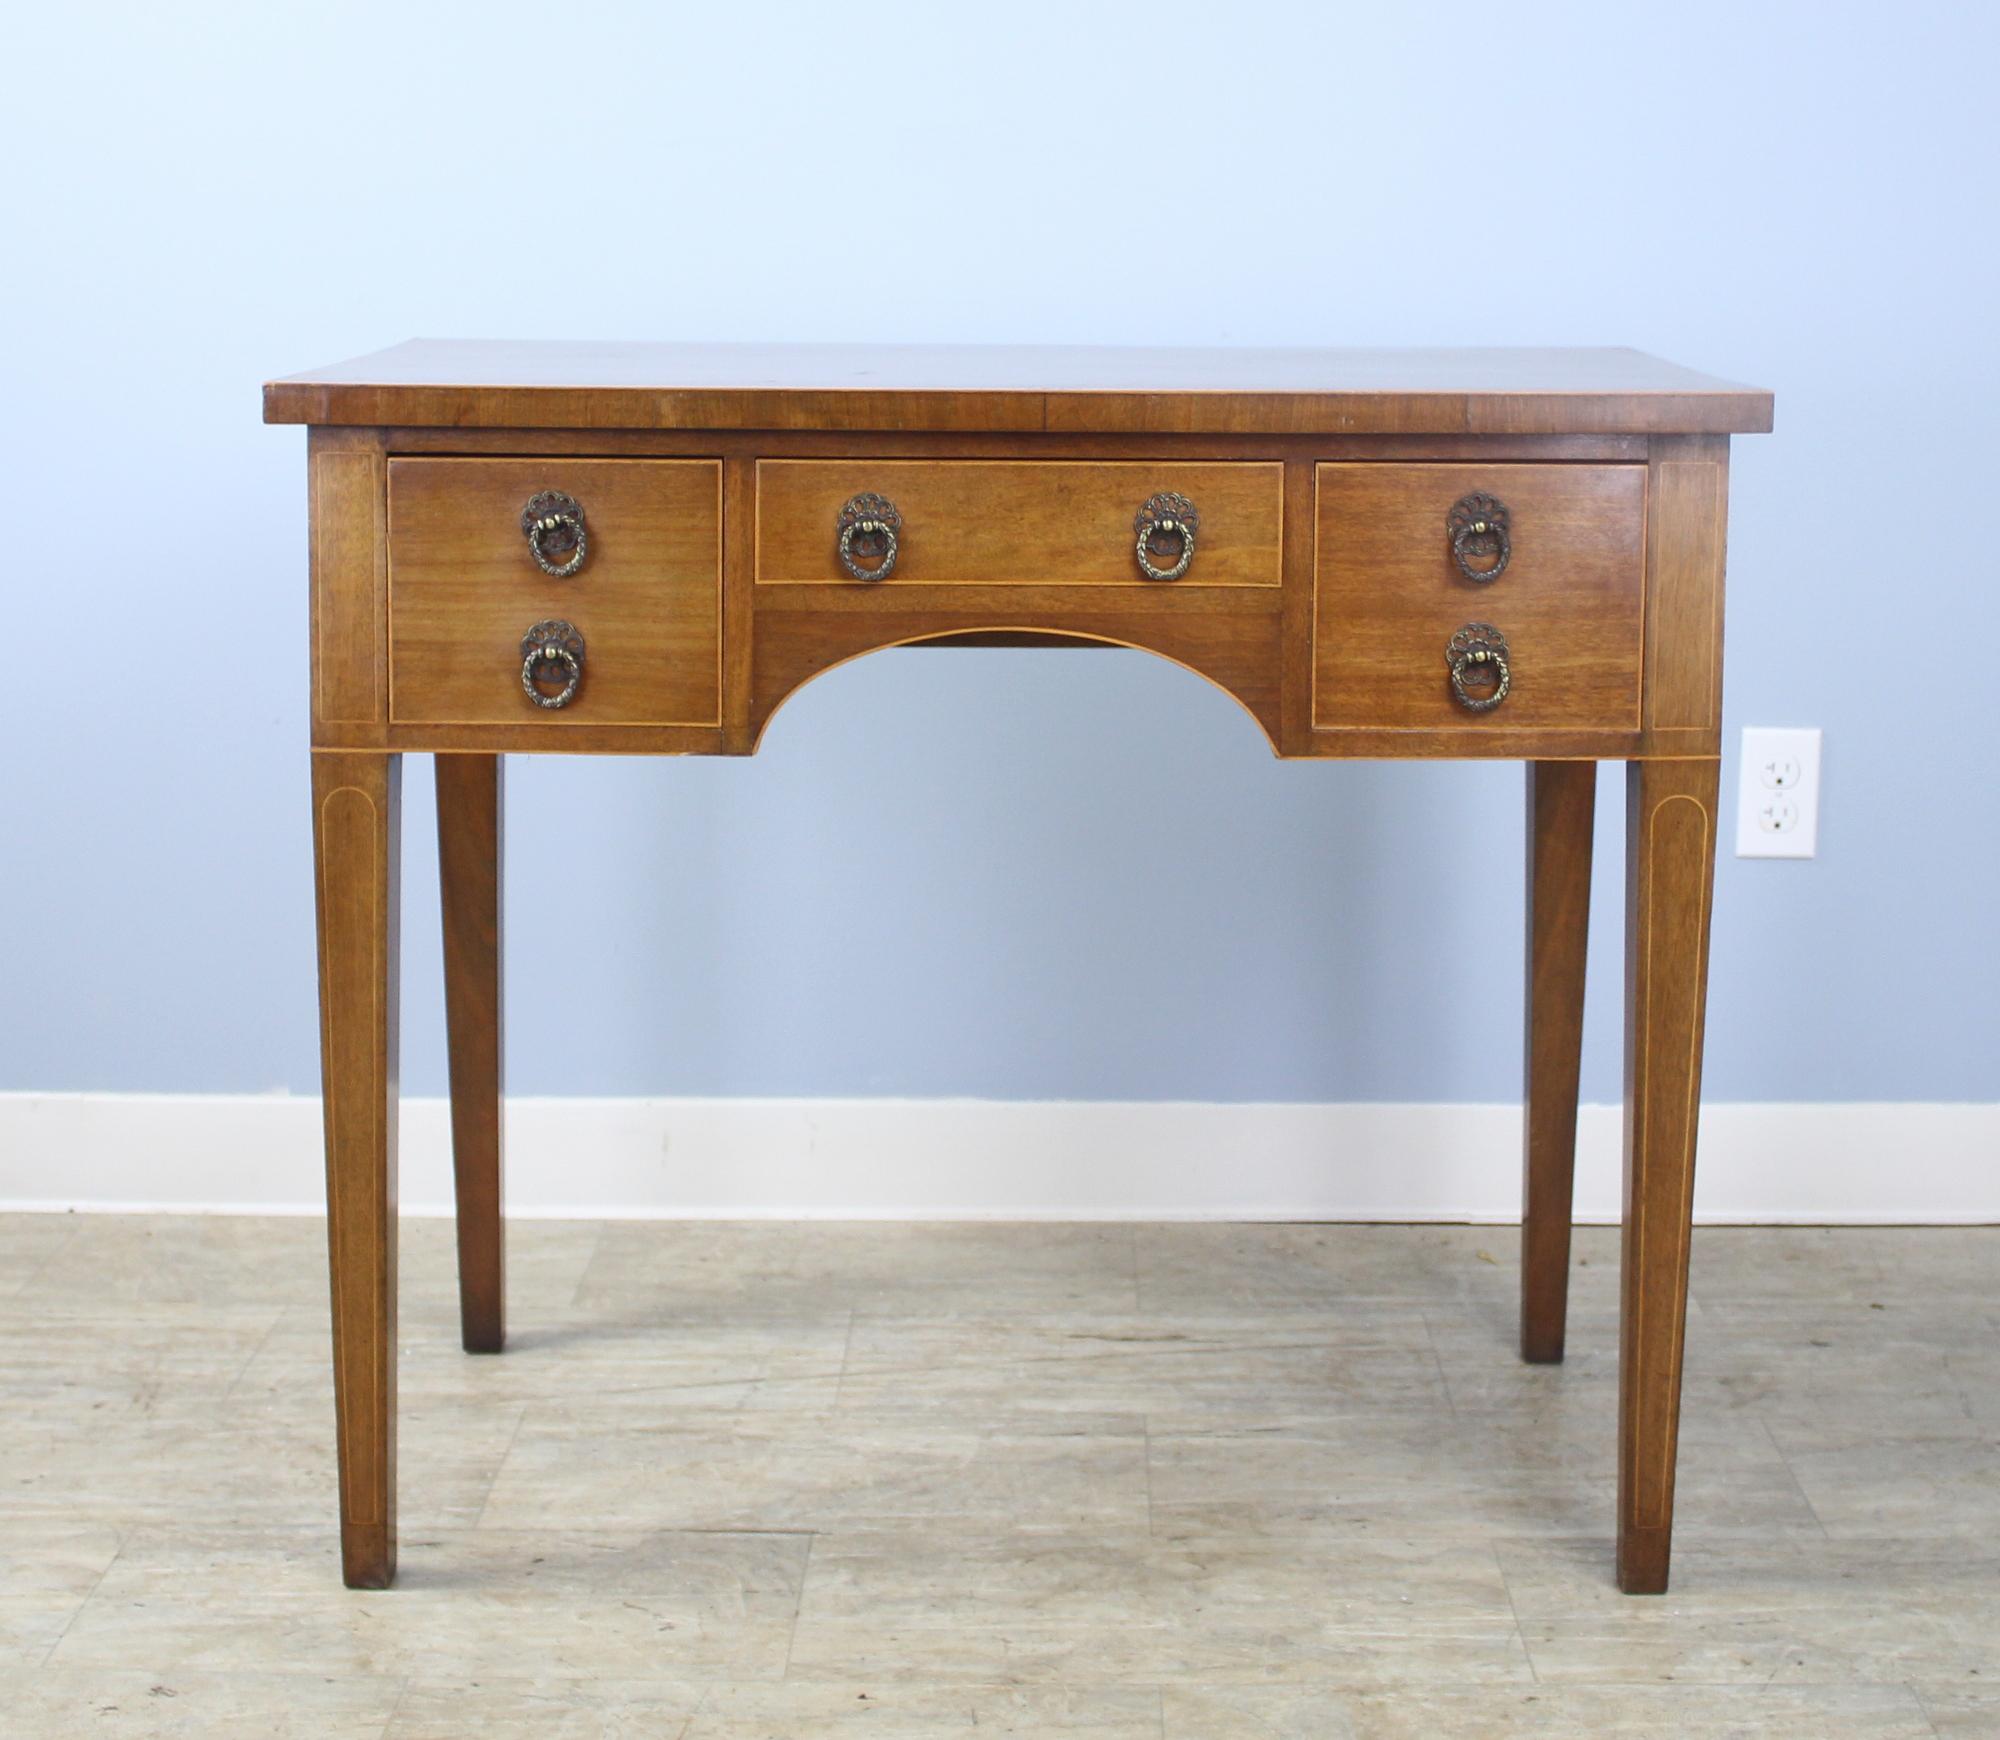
[[388, 458, 721, 727], [756, 460, 1283, 587], [1312, 462, 1646, 732]]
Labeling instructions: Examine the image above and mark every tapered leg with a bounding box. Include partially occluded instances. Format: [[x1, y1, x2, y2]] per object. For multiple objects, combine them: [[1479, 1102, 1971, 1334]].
[[1521, 760, 1596, 1363], [312, 751, 401, 1589], [1617, 757, 1719, 1594], [436, 753, 505, 1354]]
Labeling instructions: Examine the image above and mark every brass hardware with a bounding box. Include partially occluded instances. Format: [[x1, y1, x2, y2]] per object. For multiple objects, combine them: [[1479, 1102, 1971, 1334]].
[[836, 492, 901, 580], [1446, 622, 1511, 711], [521, 490, 587, 577], [1134, 491, 1199, 581], [1447, 492, 1510, 582], [520, 619, 585, 709]]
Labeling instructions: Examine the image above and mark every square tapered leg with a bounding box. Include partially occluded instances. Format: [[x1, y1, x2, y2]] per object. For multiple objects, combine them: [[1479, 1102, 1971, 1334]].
[[1617, 757, 1718, 1594], [1521, 759, 1596, 1363], [312, 751, 400, 1589], [436, 752, 505, 1354]]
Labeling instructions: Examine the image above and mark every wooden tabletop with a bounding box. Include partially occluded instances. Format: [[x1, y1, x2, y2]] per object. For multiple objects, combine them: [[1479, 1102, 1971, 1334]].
[[264, 341, 1772, 436]]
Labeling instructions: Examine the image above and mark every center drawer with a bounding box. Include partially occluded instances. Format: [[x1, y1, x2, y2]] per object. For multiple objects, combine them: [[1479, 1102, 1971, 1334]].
[[755, 460, 1283, 587], [387, 457, 721, 727]]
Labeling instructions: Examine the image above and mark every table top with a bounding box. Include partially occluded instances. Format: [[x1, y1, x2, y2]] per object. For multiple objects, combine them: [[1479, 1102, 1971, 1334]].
[[263, 341, 1772, 436]]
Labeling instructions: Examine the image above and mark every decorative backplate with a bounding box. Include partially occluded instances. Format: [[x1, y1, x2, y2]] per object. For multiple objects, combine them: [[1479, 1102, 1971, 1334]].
[[521, 490, 587, 576], [520, 619, 585, 663], [519, 618, 586, 710], [1135, 491, 1200, 580], [835, 492, 902, 579], [1446, 492, 1510, 582], [1445, 621, 1511, 711]]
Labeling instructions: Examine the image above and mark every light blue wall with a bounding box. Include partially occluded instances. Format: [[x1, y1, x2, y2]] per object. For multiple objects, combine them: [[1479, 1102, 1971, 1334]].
[[4, 1, 1994, 1105]]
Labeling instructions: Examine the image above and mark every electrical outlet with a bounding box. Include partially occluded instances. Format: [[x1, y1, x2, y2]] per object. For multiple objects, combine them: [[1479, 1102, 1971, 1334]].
[[1735, 727, 1821, 858]]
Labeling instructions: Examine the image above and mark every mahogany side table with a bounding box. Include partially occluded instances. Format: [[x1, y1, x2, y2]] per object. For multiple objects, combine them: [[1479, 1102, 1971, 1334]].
[[264, 342, 1772, 1592]]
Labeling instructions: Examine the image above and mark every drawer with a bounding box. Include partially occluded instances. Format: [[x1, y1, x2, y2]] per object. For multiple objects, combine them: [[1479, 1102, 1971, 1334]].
[[388, 458, 721, 726], [1312, 463, 1645, 731], [755, 460, 1283, 587]]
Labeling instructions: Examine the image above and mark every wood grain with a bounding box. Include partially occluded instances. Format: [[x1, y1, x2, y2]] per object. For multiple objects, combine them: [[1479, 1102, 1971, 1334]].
[[387, 458, 721, 728], [750, 591, 1283, 752], [1521, 760, 1597, 1365], [1643, 435, 1729, 740], [264, 341, 1774, 436], [374, 427, 1653, 463], [436, 753, 504, 1355], [1618, 756, 1720, 1595], [755, 461, 1282, 587], [1312, 463, 1646, 734], [311, 751, 400, 1589], [722, 455, 757, 752], [309, 430, 385, 728], [1278, 456, 1319, 754], [307, 715, 1650, 761]]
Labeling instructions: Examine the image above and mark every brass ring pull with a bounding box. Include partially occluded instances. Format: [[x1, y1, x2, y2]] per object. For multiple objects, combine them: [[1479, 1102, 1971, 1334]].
[[1134, 491, 1199, 581], [1447, 493, 1510, 582], [520, 619, 585, 710], [1446, 623, 1511, 711], [836, 492, 901, 580], [521, 491, 588, 578]]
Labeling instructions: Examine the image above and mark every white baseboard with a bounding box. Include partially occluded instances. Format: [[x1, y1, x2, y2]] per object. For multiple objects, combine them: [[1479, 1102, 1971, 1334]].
[[0, 1094, 1993, 1222]]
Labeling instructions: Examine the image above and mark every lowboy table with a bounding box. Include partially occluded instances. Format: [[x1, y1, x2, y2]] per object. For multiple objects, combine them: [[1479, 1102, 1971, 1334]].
[[264, 341, 1772, 1593]]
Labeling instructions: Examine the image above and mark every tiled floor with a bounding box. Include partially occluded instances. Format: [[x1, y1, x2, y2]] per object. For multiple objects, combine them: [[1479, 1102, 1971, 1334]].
[[1, 1215, 1997, 1736]]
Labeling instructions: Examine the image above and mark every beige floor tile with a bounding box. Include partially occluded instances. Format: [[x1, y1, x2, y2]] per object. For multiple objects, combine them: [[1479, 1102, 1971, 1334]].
[[1503, 1534, 2000, 1684], [787, 1530, 1531, 1686], [50, 1527, 808, 1683], [5, 1215, 2000, 1727], [0, 1214, 78, 1299], [1921, 1684, 2000, 1736], [1767, 1415, 2000, 1539], [837, 1307, 1445, 1422], [395, 1216, 606, 1314], [1147, 1402, 1819, 1543], [239, 1302, 852, 1414], [1945, 1335, 2000, 1431], [11, 1215, 604, 1319], [1797, 1228, 2000, 1304], [0, 1665, 402, 1738], [481, 1406, 1149, 1533], [1161, 1681, 1938, 1737], [1685, 1226, 1902, 1304], [1, 1386, 525, 1531], [577, 1221, 1140, 1315], [1135, 1223, 1573, 1311], [1422, 1303, 1621, 1410], [18, 1215, 329, 1308], [0, 1301, 328, 1528], [0, 1520, 124, 1668], [1433, 1294, 1993, 1439], [1687, 1299, 1989, 1434], [383, 1676, 701, 1738], [386, 1677, 1164, 1737], [0, 1299, 280, 1398]]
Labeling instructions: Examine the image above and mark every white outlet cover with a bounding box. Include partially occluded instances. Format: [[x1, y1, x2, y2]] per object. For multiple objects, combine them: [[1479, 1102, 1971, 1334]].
[[1735, 727, 1822, 858]]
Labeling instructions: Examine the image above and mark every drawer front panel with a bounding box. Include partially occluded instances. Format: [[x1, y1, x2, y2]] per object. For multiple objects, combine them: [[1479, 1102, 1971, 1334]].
[[1312, 462, 1646, 731], [388, 458, 721, 726], [756, 460, 1283, 587]]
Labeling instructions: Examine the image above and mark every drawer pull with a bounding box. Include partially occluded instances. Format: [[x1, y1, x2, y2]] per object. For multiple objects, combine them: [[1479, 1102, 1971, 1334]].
[[521, 491, 588, 577], [1447, 493, 1510, 582], [836, 492, 901, 580], [520, 619, 585, 709], [1135, 491, 1199, 581], [1446, 623, 1511, 712]]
